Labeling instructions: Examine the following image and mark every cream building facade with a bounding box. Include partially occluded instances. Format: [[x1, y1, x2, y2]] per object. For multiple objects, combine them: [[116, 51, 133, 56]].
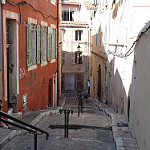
[[61, 0, 96, 92]]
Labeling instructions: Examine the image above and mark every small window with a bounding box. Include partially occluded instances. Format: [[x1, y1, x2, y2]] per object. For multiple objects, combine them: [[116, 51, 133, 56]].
[[26, 23, 37, 67], [99, 30, 102, 50], [62, 11, 74, 21], [71, 52, 75, 64], [62, 52, 65, 64], [75, 30, 82, 41], [41, 26, 47, 62], [75, 51, 82, 64]]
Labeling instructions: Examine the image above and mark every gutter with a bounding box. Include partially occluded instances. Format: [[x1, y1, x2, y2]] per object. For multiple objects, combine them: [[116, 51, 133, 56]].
[[0, 1, 2, 110], [57, 0, 59, 105]]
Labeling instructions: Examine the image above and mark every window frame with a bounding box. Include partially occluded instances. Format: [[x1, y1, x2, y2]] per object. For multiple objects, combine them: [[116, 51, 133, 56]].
[[75, 30, 82, 41]]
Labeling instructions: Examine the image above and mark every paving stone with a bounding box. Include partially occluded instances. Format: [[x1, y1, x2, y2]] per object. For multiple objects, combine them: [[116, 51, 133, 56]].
[[0, 96, 139, 150]]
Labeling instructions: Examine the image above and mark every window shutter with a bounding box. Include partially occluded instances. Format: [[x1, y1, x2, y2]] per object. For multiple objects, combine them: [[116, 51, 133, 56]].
[[36, 25, 41, 64], [75, 31, 77, 40], [52, 28, 55, 59], [48, 27, 53, 61], [26, 23, 32, 67], [55, 29, 57, 59], [41, 26, 44, 63], [75, 51, 77, 63]]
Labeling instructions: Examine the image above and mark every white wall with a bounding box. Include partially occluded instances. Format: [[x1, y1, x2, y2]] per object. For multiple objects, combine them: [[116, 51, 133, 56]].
[[92, 1, 150, 149]]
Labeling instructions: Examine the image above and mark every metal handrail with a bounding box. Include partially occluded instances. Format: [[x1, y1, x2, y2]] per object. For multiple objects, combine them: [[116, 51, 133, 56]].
[[0, 110, 49, 150]]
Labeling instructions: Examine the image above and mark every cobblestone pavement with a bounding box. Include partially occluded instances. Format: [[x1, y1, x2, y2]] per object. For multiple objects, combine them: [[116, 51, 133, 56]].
[[1, 97, 117, 150]]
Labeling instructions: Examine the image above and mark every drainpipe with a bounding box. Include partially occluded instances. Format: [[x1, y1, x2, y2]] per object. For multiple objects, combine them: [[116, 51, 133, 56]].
[[57, 0, 59, 105], [0, 1, 2, 111]]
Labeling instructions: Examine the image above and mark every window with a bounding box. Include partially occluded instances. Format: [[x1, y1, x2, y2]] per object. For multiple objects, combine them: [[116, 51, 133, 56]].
[[41, 26, 47, 62], [71, 52, 75, 64], [27, 23, 57, 67], [75, 51, 82, 64], [62, 52, 65, 64], [52, 28, 57, 59], [96, 33, 97, 46], [75, 30, 82, 41], [99, 30, 102, 50], [26, 23, 37, 67], [47, 27, 53, 61], [104, 26, 107, 47], [62, 11, 74, 21]]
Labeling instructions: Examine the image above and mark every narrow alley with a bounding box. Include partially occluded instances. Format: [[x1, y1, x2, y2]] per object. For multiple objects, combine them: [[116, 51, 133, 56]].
[[1, 95, 138, 150]]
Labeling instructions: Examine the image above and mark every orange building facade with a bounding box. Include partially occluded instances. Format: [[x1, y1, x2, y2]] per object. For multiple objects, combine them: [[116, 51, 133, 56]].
[[1, 0, 59, 114]]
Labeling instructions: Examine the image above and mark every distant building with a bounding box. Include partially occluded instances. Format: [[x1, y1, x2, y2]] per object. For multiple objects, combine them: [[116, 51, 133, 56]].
[[1, 0, 59, 114], [61, 0, 96, 92]]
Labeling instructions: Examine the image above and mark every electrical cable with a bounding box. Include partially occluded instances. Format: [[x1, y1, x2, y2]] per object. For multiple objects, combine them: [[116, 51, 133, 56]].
[[6, 0, 58, 25], [108, 24, 150, 58]]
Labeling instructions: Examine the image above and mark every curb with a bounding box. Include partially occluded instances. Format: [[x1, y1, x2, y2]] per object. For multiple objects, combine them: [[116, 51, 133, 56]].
[[94, 99, 125, 150], [0, 97, 66, 148]]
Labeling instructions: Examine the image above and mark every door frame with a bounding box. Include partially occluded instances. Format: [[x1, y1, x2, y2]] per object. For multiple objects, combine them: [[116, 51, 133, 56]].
[[3, 10, 19, 110]]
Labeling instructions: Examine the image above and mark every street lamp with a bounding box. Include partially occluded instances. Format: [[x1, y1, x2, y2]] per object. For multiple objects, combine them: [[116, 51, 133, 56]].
[[77, 45, 81, 51]]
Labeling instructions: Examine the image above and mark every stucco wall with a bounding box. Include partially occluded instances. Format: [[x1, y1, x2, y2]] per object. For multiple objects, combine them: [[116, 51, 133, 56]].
[[2, 0, 58, 112], [133, 28, 150, 150]]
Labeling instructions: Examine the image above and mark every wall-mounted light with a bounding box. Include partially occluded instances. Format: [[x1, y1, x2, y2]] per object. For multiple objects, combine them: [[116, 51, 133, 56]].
[[77, 45, 81, 51]]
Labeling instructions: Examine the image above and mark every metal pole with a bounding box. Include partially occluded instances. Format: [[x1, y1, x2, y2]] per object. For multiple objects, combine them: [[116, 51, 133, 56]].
[[64, 110, 67, 138], [81, 97, 83, 113], [34, 132, 38, 150], [0, 112, 2, 127], [66, 110, 69, 138], [78, 98, 80, 116]]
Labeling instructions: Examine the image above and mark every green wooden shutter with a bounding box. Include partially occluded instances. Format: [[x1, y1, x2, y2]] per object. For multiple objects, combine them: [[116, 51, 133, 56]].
[[52, 28, 55, 59], [27, 23, 32, 67], [36, 25, 41, 64], [48, 27, 53, 61], [55, 29, 57, 59], [41, 26, 44, 63]]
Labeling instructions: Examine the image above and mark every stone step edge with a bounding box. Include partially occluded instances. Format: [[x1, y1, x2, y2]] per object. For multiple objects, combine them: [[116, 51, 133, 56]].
[[0, 97, 66, 148]]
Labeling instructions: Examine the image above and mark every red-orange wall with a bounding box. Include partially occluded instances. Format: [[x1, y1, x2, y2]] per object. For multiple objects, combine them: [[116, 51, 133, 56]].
[[1, 0, 58, 112]]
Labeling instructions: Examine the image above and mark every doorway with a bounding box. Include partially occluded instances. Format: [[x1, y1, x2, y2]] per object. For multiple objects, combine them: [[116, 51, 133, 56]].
[[98, 64, 101, 101], [65, 74, 75, 91], [48, 78, 52, 107], [53, 75, 57, 106], [6, 19, 17, 112]]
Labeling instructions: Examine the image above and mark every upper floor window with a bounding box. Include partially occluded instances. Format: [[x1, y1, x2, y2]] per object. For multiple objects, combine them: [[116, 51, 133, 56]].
[[26, 23, 57, 67], [26, 23, 37, 66], [75, 51, 82, 64], [62, 52, 65, 64], [75, 30, 82, 41], [62, 11, 74, 21], [99, 30, 102, 50], [71, 52, 75, 64]]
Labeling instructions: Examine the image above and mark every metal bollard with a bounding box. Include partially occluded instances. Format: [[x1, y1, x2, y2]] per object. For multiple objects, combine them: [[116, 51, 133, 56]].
[[77, 91, 83, 116], [0, 101, 2, 127], [59, 109, 73, 138]]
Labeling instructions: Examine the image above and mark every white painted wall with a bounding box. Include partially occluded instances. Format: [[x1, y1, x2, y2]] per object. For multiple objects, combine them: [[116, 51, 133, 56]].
[[92, 0, 150, 149]]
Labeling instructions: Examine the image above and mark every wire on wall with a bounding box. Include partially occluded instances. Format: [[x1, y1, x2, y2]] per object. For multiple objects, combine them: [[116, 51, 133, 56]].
[[108, 24, 150, 58], [6, 0, 58, 25]]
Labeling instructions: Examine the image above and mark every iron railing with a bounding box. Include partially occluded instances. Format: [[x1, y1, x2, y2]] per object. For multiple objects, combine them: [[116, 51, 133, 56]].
[[0, 111, 49, 150]]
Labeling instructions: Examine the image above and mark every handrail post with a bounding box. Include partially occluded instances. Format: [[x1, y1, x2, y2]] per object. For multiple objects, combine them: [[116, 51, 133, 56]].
[[64, 110, 67, 138], [34, 132, 38, 150], [0, 112, 2, 127], [67, 110, 69, 138]]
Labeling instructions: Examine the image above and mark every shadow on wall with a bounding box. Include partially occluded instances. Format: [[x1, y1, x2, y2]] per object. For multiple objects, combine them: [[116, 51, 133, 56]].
[[61, 51, 90, 92], [108, 57, 127, 115]]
